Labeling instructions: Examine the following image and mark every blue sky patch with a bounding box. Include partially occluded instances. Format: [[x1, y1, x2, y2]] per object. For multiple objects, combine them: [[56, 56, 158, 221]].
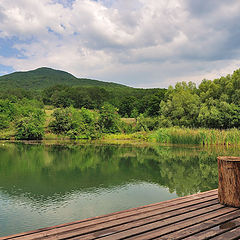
[[0, 37, 21, 58], [0, 64, 14, 76]]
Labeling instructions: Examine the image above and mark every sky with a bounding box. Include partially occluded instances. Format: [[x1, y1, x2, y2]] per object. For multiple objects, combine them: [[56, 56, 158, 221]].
[[0, 0, 240, 88]]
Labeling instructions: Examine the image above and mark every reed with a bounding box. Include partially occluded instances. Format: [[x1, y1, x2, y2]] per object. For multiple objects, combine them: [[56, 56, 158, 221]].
[[151, 127, 240, 145]]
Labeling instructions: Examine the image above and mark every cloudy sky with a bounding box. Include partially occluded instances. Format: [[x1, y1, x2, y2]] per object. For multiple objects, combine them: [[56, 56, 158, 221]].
[[0, 0, 240, 88]]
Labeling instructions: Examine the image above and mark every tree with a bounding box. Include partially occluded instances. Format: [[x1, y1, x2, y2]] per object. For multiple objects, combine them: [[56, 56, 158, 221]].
[[118, 96, 136, 117], [160, 82, 200, 127], [99, 103, 122, 133], [15, 110, 45, 140], [49, 107, 100, 139]]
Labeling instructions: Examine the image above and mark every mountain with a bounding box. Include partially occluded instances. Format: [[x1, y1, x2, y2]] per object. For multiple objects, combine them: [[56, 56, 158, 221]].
[[0, 67, 129, 90]]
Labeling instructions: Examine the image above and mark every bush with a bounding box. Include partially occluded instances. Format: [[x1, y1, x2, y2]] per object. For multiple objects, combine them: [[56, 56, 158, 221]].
[[49, 108, 73, 134], [0, 113, 10, 130], [69, 107, 100, 139], [15, 110, 45, 140], [134, 114, 161, 132], [0, 99, 17, 122], [49, 107, 101, 139], [99, 103, 122, 133]]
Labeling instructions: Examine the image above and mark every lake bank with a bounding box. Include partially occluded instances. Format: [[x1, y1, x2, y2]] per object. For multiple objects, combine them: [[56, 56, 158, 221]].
[[1, 127, 240, 146]]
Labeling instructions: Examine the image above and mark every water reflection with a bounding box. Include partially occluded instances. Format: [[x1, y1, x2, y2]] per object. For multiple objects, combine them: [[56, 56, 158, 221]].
[[0, 142, 239, 236]]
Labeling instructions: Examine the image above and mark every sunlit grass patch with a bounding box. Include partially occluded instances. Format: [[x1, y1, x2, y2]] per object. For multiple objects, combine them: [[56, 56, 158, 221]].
[[151, 127, 240, 145], [103, 131, 150, 141]]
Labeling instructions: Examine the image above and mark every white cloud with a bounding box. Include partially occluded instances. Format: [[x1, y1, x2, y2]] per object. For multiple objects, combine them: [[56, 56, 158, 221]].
[[0, 0, 240, 87]]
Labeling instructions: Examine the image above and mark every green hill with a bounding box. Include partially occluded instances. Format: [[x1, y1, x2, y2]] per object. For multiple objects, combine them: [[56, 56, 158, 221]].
[[0, 67, 129, 89]]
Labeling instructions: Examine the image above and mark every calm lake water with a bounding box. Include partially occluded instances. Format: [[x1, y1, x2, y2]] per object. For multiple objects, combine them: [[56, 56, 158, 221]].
[[0, 141, 239, 237]]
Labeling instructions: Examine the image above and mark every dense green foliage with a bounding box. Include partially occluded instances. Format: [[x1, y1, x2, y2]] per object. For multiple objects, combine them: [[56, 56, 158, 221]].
[[0, 99, 45, 140], [0, 67, 167, 117], [49, 104, 126, 139], [49, 107, 100, 139], [15, 112, 45, 140], [98, 103, 122, 133], [160, 70, 240, 128], [1, 67, 240, 140], [41, 85, 166, 117]]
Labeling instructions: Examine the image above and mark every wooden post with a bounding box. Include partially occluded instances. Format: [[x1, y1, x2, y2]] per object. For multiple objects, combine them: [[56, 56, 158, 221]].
[[218, 156, 240, 207]]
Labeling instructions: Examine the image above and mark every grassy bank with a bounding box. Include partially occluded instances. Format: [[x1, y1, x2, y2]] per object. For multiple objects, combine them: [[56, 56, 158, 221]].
[[2, 125, 240, 146], [150, 127, 240, 146], [1, 101, 240, 145]]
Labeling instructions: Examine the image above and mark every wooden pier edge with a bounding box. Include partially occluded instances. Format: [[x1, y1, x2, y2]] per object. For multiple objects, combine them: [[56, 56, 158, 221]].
[[1, 188, 240, 240], [0, 189, 217, 239]]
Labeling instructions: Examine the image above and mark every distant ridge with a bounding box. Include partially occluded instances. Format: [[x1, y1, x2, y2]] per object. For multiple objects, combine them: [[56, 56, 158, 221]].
[[0, 67, 129, 89]]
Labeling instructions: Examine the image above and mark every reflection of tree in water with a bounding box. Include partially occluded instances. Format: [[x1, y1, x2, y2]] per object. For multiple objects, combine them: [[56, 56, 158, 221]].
[[0, 143, 239, 200]]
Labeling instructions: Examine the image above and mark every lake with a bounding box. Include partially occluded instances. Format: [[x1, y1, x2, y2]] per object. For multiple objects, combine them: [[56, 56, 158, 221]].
[[0, 141, 239, 237]]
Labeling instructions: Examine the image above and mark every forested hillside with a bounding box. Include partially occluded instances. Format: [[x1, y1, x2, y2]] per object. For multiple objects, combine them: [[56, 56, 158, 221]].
[[1, 67, 240, 140], [0, 67, 128, 89], [0, 67, 166, 118]]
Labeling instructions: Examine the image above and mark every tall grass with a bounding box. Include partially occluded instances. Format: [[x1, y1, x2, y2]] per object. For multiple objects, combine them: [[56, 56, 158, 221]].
[[151, 127, 240, 145]]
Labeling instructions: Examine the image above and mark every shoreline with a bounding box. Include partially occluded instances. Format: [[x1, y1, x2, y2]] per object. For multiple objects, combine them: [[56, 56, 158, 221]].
[[1, 127, 240, 146]]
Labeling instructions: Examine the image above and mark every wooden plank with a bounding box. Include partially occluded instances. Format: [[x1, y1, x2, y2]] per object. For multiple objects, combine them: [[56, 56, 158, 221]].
[[79, 204, 226, 240], [12, 196, 218, 240], [45, 198, 219, 240], [0, 190, 218, 240], [0, 189, 217, 240], [106, 206, 236, 240], [210, 226, 240, 240], [162, 210, 240, 239], [38, 196, 219, 240]]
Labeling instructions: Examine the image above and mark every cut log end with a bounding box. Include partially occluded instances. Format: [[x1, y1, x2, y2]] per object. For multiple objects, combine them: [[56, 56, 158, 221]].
[[218, 156, 240, 207]]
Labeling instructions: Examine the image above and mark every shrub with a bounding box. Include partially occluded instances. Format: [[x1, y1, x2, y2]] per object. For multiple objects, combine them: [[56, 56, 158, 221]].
[[69, 107, 100, 139], [15, 110, 45, 140], [49, 107, 101, 139], [0, 113, 10, 130], [49, 108, 73, 134], [99, 103, 122, 133], [134, 115, 161, 132]]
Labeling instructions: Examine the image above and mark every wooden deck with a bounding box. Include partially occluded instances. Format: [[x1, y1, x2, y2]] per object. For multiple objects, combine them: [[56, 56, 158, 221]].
[[1, 189, 240, 239]]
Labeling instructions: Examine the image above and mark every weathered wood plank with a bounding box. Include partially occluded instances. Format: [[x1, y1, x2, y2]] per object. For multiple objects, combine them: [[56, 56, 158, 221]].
[[119, 206, 237, 240], [95, 204, 233, 240], [13, 196, 218, 240], [46, 198, 219, 240], [210, 226, 240, 240], [2, 189, 240, 240], [162, 210, 240, 239], [0, 190, 217, 240]]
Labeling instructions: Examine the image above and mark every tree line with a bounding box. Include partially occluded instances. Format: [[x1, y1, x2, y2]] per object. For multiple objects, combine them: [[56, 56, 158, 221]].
[[160, 69, 240, 128], [1, 69, 240, 140]]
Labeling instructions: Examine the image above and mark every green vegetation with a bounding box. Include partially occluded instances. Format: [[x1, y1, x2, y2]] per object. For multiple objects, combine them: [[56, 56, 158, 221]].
[[49, 107, 100, 139], [0, 67, 128, 89], [151, 127, 240, 145], [1, 67, 240, 143], [0, 99, 45, 140], [15, 111, 45, 140], [160, 73, 240, 128]]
